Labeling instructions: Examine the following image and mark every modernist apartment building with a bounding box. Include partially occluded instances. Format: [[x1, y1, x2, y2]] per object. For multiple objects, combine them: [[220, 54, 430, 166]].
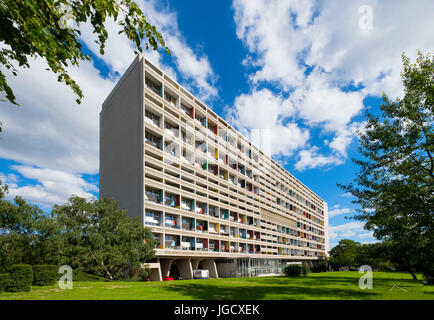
[[100, 54, 329, 281]]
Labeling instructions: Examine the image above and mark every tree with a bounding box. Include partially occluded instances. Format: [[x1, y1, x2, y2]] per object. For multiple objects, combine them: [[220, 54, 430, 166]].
[[329, 239, 360, 270], [0, 180, 59, 272], [0, 180, 155, 280], [0, 0, 170, 129], [355, 242, 392, 271], [339, 51, 434, 280], [51, 196, 155, 280]]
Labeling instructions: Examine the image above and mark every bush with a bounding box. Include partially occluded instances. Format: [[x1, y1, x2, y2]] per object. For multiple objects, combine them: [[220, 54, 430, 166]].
[[6, 264, 33, 292], [422, 264, 434, 285], [283, 264, 303, 277], [0, 274, 10, 293], [302, 265, 310, 276], [73, 270, 111, 282], [130, 266, 151, 282], [33, 265, 58, 286], [311, 261, 328, 273]]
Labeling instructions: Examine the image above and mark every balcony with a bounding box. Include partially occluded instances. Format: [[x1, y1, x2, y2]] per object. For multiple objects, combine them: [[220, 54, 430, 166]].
[[195, 114, 206, 127], [145, 77, 162, 96], [145, 211, 161, 226], [180, 198, 194, 212], [165, 216, 179, 229], [164, 91, 177, 108], [181, 240, 194, 251], [181, 223, 193, 231], [145, 188, 161, 204], [145, 109, 161, 127], [165, 193, 178, 208], [164, 123, 179, 138], [181, 104, 193, 118], [196, 222, 207, 232], [181, 131, 193, 144], [196, 242, 207, 251], [195, 202, 207, 215], [145, 131, 162, 150]]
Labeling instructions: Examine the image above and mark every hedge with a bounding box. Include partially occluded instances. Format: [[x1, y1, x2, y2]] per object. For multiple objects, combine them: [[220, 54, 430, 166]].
[[283, 264, 303, 277], [0, 274, 10, 293], [33, 265, 59, 286], [6, 264, 33, 292]]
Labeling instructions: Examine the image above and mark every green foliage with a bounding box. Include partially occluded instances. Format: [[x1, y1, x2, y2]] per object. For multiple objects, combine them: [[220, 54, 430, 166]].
[[311, 260, 329, 273], [0, 179, 155, 281], [0, 274, 10, 293], [0, 0, 170, 130], [338, 51, 434, 280], [302, 265, 310, 276], [355, 242, 392, 270], [72, 270, 111, 282], [330, 239, 360, 269], [0, 181, 59, 273], [6, 264, 33, 292], [283, 264, 303, 277], [32, 265, 58, 286], [330, 240, 396, 271], [130, 266, 151, 282], [51, 196, 155, 280]]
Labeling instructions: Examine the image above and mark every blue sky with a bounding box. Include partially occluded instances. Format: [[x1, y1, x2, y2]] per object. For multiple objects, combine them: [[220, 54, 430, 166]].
[[1, 0, 433, 250]]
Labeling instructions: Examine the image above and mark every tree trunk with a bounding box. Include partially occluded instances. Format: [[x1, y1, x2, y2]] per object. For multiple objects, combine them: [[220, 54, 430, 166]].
[[89, 249, 113, 280], [101, 260, 113, 280], [407, 259, 418, 280], [408, 268, 418, 280]]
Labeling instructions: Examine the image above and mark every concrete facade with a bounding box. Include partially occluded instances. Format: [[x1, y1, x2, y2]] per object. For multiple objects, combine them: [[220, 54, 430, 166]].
[[100, 55, 329, 280]]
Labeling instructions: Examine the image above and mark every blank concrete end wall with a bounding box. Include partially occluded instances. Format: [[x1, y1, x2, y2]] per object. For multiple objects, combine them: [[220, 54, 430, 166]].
[[100, 56, 144, 220]]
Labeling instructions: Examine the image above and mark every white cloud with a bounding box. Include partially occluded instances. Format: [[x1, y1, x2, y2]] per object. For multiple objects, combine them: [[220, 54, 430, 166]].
[[329, 221, 369, 242], [0, 0, 218, 207], [295, 147, 343, 171], [0, 173, 19, 188], [358, 231, 375, 239], [339, 192, 354, 198], [227, 89, 309, 156], [4, 165, 97, 209], [231, 0, 434, 170], [328, 205, 354, 218], [78, 1, 218, 101], [0, 58, 111, 174], [306, 0, 434, 99]]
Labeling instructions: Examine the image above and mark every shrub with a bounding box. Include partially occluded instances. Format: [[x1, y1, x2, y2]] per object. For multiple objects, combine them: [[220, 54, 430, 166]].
[[302, 265, 310, 276], [422, 264, 434, 285], [283, 264, 302, 277], [130, 266, 151, 282], [6, 264, 33, 292], [73, 270, 111, 282], [311, 261, 328, 273], [33, 265, 58, 286], [0, 274, 10, 293]]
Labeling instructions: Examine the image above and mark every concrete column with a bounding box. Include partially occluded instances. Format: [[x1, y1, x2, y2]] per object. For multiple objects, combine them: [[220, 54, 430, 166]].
[[201, 259, 218, 279], [149, 267, 162, 281], [160, 258, 174, 277], [177, 259, 193, 280], [191, 259, 200, 271]]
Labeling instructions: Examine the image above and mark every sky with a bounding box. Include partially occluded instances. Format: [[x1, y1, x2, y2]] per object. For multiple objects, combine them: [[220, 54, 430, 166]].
[[1, 0, 433, 250]]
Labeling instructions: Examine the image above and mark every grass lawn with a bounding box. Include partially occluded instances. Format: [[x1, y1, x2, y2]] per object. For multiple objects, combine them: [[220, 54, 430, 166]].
[[1, 271, 433, 300]]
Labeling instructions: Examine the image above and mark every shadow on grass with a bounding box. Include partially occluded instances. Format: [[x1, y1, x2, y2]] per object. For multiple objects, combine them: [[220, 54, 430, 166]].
[[250, 275, 414, 286], [163, 281, 378, 300]]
